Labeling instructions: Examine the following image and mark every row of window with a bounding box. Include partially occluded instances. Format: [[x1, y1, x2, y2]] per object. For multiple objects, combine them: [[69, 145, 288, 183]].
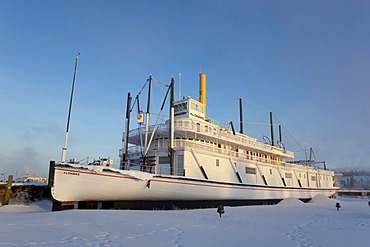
[[241, 166, 332, 181]]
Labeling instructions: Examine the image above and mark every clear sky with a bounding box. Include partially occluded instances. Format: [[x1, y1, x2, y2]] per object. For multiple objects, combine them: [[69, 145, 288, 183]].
[[1, 0, 369, 178]]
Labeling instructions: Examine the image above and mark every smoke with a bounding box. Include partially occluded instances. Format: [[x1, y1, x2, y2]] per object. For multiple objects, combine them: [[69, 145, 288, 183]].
[[0, 147, 43, 178]]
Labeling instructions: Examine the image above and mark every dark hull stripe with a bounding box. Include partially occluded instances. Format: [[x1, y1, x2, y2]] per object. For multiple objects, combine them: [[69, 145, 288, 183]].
[[153, 175, 336, 192]]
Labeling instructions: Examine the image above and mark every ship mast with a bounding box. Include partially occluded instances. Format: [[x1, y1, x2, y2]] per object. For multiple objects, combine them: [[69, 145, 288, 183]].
[[121, 92, 132, 170], [61, 52, 80, 163], [169, 77, 175, 175], [270, 112, 275, 147], [144, 75, 152, 152], [239, 98, 243, 134]]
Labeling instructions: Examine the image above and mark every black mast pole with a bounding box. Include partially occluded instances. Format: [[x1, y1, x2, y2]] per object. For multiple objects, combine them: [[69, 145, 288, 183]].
[[279, 125, 282, 144], [169, 77, 175, 175], [239, 98, 243, 134], [270, 112, 275, 147], [122, 92, 132, 170], [146, 75, 152, 115]]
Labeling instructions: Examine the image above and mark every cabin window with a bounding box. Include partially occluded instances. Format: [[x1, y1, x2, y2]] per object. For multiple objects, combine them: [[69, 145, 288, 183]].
[[245, 167, 256, 175], [216, 159, 220, 167], [285, 173, 292, 179], [176, 155, 184, 175], [191, 102, 204, 113], [311, 176, 316, 181], [270, 169, 272, 175], [174, 102, 187, 113], [159, 156, 170, 164]]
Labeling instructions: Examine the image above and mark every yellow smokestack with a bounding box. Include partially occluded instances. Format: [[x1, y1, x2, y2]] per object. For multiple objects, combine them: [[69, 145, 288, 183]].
[[199, 73, 206, 119], [199, 73, 206, 105]]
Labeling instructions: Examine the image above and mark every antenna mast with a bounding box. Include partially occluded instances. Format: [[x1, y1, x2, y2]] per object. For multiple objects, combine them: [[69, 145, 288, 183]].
[[61, 52, 80, 163]]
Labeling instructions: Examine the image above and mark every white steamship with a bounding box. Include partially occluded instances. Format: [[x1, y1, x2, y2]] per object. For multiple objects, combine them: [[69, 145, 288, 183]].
[[50, 69, 338, 208]]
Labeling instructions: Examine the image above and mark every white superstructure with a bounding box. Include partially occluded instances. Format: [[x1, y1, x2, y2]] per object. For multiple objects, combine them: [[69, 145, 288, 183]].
[[51, 74, 338, 208]]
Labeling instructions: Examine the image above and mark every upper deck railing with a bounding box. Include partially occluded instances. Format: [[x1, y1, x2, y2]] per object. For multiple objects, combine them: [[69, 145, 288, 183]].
[[126, 118, 294, 158], [123, 139, 328, 172]]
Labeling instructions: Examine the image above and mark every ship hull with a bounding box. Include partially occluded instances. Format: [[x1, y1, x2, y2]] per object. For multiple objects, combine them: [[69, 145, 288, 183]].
[[51, 166, 337, 207]]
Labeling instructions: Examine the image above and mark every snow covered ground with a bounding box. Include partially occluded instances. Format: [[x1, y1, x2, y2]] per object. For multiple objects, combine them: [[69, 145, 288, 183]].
[[0, 196, 369, 247]]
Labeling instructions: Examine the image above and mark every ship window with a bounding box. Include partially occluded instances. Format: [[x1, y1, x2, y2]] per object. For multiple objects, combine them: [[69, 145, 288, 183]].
[[285, 173, 292, 179], [270, 169, 272, 174], [216, 159, 219, 167], [174, 102, 187, 113], [159, 156, 170, 164], [311, 176, 316, 181], [245, 167, 256, 174]]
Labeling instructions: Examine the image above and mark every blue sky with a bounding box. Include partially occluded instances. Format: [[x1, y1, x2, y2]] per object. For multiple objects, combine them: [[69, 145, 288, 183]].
[[1, 0, 369, 177]]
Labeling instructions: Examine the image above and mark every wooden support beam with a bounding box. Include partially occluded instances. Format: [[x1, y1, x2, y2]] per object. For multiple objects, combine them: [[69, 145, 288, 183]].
[[3, 175, 13, 205], [52, 200, 75, 211]]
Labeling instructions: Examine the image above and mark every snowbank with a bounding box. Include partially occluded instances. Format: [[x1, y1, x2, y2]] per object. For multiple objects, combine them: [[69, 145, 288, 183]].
[[277, 197, 305, 206], [0, 197, 369, 247], [0, 200, 51, 213], [308, 194, 335, 205]]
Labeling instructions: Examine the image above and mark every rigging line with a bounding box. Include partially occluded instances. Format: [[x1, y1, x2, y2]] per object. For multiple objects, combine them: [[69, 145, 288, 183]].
[[242, 98, 272, 114], [144, 84, 171, 156], [152, 77, 170, 87], [130, 78, 150, 112], [310, 148, 317, 161], [130, 95, 138, 112], [221, 99, 239, 128], [240, 121, 274, 126], [137, 79, 149, 96], [153, 79, 170, 95], [270, 113, 308, 152]]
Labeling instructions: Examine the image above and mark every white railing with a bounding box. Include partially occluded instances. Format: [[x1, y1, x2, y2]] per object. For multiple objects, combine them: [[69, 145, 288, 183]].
[[172, 120, 294, 158], [124, 119, 294, 160], [125, 138, 287, 167]]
